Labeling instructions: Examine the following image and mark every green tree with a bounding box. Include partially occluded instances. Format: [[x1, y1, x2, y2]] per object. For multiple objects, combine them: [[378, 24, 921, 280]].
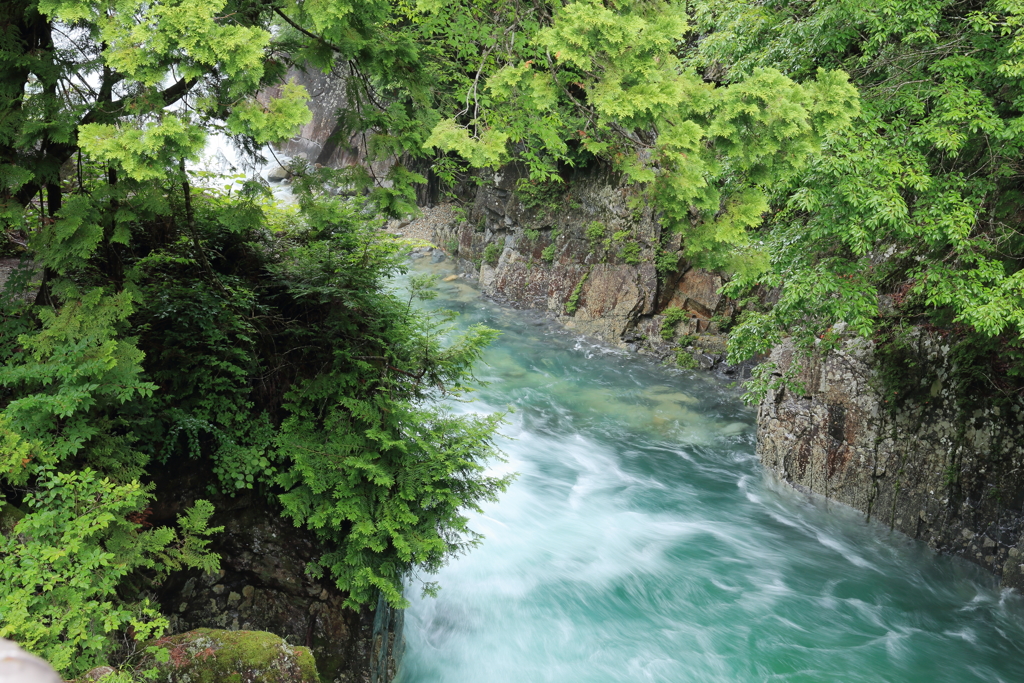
[[0, 0, 508, 676], [688, 0, 1024, 397]]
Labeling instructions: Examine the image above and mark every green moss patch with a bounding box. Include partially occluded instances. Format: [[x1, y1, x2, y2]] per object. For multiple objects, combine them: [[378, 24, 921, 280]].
[[148, 629, 319, 683]]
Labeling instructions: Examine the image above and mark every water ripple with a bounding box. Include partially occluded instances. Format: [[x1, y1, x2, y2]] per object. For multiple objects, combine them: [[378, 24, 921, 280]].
[[397, 262, 1024, 683]]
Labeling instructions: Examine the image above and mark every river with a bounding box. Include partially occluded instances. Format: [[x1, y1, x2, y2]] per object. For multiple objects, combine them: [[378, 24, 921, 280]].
[[391, 255, 1024, 683]]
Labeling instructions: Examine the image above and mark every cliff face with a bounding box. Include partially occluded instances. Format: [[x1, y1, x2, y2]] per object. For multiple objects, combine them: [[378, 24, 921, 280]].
[[758, 334, 1024, 587], [154, 468, 401, 683], [427, 164, 744, 373]]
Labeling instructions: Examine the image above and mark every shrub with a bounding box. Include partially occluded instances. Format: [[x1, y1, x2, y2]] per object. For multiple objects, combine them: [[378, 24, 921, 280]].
[[675, 350, 699, 370], [619, 242, 641, 265], [483, 242, 502, 266], [661, 307, 689, 340], [515, 178, 564, 211]]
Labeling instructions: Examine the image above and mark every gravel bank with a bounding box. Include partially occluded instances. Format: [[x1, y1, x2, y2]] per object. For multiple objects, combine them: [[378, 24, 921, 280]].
[[383, 204, 459, 244]]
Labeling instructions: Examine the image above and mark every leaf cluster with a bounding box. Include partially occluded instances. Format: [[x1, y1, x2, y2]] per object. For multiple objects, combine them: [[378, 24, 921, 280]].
[[696, 1, 1024, 398]]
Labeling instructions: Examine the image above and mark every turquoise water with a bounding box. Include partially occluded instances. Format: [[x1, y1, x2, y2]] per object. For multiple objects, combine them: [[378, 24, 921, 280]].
[[397, 259, 1024, 683]]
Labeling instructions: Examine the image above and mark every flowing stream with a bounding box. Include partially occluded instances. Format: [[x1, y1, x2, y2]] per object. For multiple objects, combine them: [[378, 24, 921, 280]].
[[394, 257, 1024, 683]]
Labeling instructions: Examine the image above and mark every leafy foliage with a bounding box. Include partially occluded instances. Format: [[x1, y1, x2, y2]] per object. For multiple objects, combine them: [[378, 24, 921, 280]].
[[692, 0, 1024, 397], [661, 307, 688, 340], [0, 470, 218, 674], [483, 242, 501, 266], [414, 0, 858, 271], [0, 0, 509, 676]]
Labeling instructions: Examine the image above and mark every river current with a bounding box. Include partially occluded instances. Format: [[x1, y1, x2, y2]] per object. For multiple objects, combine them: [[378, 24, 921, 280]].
[[391, 256, 1024, 683]]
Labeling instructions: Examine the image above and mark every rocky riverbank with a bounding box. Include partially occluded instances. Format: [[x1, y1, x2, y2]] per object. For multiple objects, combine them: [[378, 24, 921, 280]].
[[384, 165, 755, 380], [384, 170, 1024, 593], [758, 333, 1024, 588]]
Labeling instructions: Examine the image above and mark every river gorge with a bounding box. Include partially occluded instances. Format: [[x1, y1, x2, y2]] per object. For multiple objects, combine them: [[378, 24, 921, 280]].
[[392, 257, 1024, 683]]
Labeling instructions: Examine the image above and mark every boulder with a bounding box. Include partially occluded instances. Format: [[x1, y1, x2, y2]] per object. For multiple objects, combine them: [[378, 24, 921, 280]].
[[147, 629, 318, 683], [0, 638, 62, 683], [668, 268, 724, 318], [0, 502, 25, 536], [266, 166, 290, 182]]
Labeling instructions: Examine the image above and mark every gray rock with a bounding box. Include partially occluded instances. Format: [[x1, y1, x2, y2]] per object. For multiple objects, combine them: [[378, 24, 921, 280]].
[[696, 353, 716, 371], [267, 165, 290, 182], [757, 334, 1024, 589], [0, 638, 63, 683]]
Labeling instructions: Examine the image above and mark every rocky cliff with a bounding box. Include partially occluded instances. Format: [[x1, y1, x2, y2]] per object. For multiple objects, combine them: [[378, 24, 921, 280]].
[[758, 333, 1024, 588], [418, 163, 748, 375], [153, 466, 402, 683]]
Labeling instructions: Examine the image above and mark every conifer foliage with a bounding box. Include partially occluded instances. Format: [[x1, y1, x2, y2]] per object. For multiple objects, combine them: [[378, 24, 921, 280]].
[[0, 0, 509, 677], [688, 0, 1024, 398]]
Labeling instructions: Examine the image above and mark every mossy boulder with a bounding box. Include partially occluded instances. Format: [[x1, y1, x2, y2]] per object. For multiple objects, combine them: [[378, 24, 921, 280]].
[[0, 503, 25, 537], [148, 629, 319, 683]]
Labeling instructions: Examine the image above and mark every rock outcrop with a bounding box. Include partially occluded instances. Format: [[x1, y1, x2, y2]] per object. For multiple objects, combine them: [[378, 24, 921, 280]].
[[152, 466, 390, 683], [0, 638, 62, 683], [758, 333, 1024, 587], [427, 164, 746, 373]]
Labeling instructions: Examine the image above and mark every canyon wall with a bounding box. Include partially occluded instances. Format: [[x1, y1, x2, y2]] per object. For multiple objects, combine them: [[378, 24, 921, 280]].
[[278, 71, 1024, 592], [758, 333, 1024, 587], [424, 163, 748, 376]]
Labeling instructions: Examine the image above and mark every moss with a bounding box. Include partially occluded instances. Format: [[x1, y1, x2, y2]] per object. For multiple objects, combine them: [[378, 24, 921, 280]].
[[147, 629, 319, 683], [565, 269, 590, 315]]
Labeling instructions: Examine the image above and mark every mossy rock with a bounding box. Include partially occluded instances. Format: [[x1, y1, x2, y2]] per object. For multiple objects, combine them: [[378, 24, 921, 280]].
[[690, 333, 728, 355], [0, 503, 25, 537], [148, 629, 319, 683]]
